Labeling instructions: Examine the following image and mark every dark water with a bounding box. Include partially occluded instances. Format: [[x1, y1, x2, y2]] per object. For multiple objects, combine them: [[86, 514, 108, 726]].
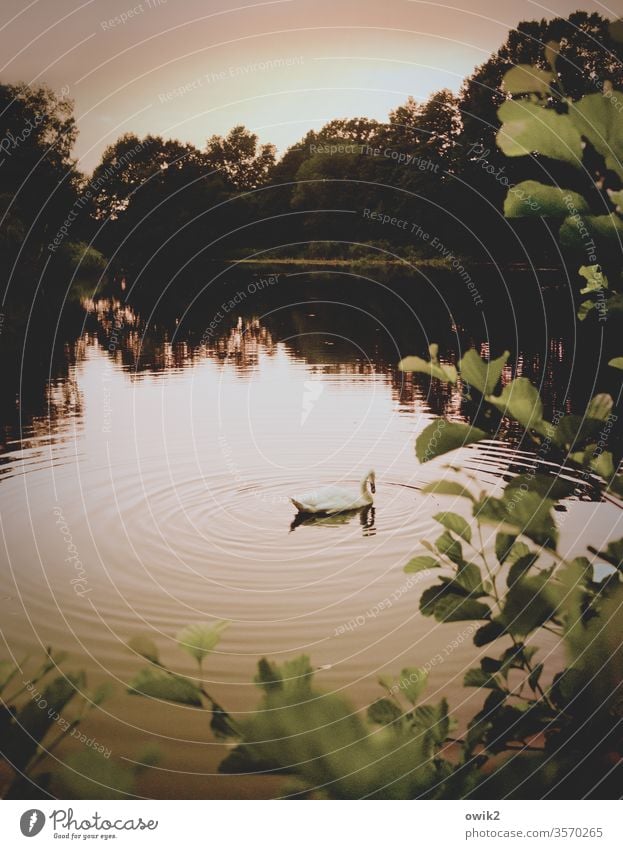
[[0, 265, 620, 797]]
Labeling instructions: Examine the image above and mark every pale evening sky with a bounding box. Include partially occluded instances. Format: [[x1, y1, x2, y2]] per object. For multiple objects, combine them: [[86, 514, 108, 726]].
[[0, 0, 620, 171]]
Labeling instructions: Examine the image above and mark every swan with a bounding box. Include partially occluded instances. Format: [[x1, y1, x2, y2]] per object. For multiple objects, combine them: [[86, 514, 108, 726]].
[[290, 471, 376, 514]]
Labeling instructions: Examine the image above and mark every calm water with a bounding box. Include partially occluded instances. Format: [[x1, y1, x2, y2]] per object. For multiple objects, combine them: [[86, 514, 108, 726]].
[[1, 268, 621, 797]]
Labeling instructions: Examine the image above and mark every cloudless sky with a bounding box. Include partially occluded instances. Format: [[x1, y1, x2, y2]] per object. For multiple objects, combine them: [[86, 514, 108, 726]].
[[0, 0, 618, 171]]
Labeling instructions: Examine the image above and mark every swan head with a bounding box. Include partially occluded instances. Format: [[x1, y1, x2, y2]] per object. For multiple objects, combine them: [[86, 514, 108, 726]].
[[366, 469, 376, 494]]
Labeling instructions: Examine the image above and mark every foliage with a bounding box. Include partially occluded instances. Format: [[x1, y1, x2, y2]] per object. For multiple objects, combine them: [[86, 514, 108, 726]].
[[0, 648, 146, 799]]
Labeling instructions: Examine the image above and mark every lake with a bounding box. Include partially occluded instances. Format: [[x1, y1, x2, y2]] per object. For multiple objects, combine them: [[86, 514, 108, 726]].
[[1, 265, 621, 797]]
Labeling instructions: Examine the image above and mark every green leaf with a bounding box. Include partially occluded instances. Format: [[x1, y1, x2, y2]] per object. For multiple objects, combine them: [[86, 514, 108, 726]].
[[608, 357, 623, 370], [435, 530, 465, 565], [254, 658, 283, 693], [454, 562, 485, 595], [2, 673, 84, 771], [528, 663, 544, 692], [497, 100, 583, 168], [413, 698, 450, 745], [0, 661, 18, 694], [544, 41, 560, 69], [588, 538, 623, 570], [459, 349, 510, 395], [433, 511, 472, 543], [404, 555, 440, 574], [578, 299, 596, 321], [368, 698, 402, 726], [495, 533, 517, 565], [569, 93, 623, 179], [430, 594, 490, 623], [560, 213, 623, 253], [398, 344, 457, 383], [587, 393, 614, 421], [590, 451, 615, 480], [502, 64, 554, 95], [464, 668, 502, 690], [415, 419, 488, 463], [177, 621, 228, 665], [58, 750, 134, 800], [127, 635, 160, 665], [579, 264, 608, 294], [210, 700, 237, 739], [128, 668, 202, 706], [504, 473, 576, 501], [473, 620, 506, 646], [501, 573, 559, 638], [507, 553, 540, 588], [487, 378, 546, 432], [504, 181, 588, 219], [421, 480, 475, 500], [475, 492, 558, 549], [399, 667, 428, 705]]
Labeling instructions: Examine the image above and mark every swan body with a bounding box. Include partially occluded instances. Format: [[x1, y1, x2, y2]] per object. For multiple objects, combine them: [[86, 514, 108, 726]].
[[290, 471, 375, 514]]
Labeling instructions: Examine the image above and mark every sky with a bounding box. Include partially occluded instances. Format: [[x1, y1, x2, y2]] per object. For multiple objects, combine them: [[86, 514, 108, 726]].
[[0, 0, 619, 172]]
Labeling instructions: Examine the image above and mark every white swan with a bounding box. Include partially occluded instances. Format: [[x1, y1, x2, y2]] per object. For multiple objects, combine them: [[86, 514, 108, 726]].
[[290, 471, 376, 514]]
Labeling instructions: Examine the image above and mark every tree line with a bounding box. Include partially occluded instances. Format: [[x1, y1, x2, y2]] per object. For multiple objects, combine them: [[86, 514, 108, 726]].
[[1, 9, 623, 300]]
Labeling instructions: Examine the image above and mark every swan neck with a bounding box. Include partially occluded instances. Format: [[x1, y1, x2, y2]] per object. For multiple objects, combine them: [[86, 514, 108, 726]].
[[361, 475, 370, 495]]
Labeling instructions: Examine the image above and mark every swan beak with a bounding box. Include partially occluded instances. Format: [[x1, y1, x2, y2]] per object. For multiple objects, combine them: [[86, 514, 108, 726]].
[[371, 482, 376, 494]]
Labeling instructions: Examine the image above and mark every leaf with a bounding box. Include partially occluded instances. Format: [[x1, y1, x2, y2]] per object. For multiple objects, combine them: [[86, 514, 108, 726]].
[[501, 573, 559, 638], [398, 344, 457, 383], [464, 668, 502, 690], [399, 667, 428, 705], [495, 533, 517, 565], [127, 635, 160, 665], [177, 621, 228, 665], [433, 511, 472, 543], [455, 562, 484, 595], [459, 349, 510, 395], [0, 661, 18, 694], [2, 673, 84, 771], [579, 264, 608, 294], [528, 663, 544, 692], [128, 668, 202, 706], [404, 555, 440, 574], [415, 419, 488, 463], [475, 492, 558, 549], [609, 357, 623, 370], [58, 750, 134, 800], [590, 451, 615, 480], [569, 93, 623, 179], [487, 378, 546, 432], [421, 480, 475, 501], [501, 64, 554, 95], [544, 40, 560, 69], [578, 299, 596, 321], [504, 182, 588, 219], [560, 213, 623, 253], [473, 620, 506, 646], [504, 473, 575, 501], [588, 538, 623, 570], [90, 682, 114, 706], [586, 393, 614, 421], [497, 100, 583, 168], [507, 553, 540, 588], [281, 656, 314, 696], [413, 698, 451, 745], [430, 594, 490, 623], [367, 698, 402, 726], [210, 700, 237, 739], [435, 530, 464, 565], [254, 658, 283, 693]]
